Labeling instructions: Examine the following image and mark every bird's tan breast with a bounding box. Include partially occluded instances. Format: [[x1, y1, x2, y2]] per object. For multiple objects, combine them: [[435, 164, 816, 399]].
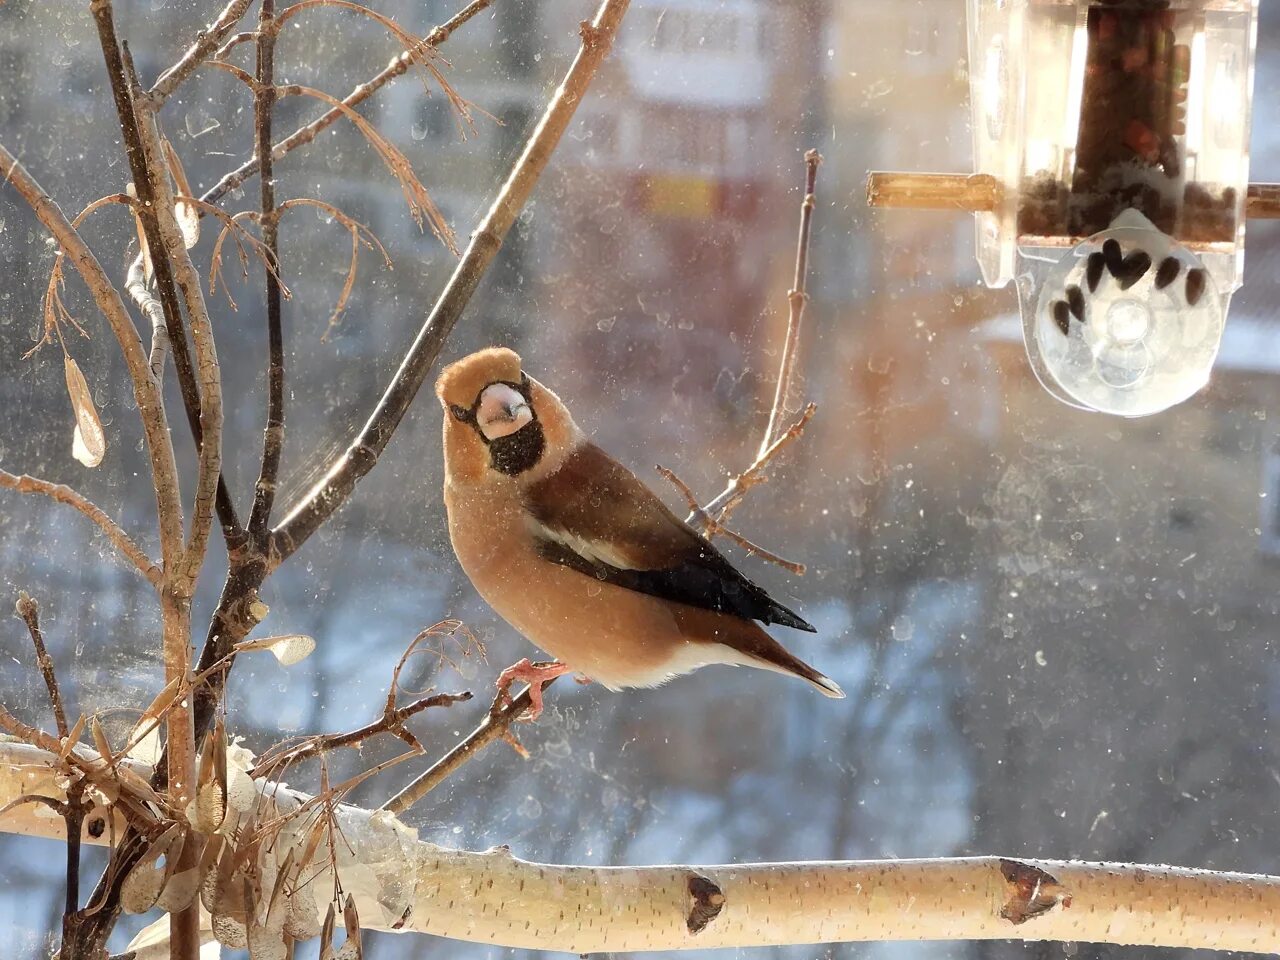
[[444, 480, 724, 688]]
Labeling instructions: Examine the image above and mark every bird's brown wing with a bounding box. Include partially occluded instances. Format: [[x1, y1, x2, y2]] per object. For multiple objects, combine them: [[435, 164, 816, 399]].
[[524, 443, 815, 632]]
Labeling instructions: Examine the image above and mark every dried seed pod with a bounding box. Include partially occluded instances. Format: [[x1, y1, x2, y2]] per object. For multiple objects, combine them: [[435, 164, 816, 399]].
[[234, 634, 316, 667], [64, 355, 105, 468]]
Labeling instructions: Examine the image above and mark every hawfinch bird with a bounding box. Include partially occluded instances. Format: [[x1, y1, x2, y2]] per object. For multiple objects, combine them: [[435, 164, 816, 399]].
[[437, 347, 843, 718]]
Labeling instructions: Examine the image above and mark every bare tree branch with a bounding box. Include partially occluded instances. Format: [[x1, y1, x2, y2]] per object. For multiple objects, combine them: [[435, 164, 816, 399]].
[[760, 148, 821, 456], [0, 471, 162, 585], [200, 0, 495, 207], [14, 592, 70, 739], [382, 683, 548, 814], [248, 0, 286, 542], [252, 691, 472, 779], [149, 0, 255, 104]]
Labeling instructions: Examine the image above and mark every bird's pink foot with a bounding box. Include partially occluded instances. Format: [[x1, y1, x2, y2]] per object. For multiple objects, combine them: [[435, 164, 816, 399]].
[[496, 658, 571, 721]]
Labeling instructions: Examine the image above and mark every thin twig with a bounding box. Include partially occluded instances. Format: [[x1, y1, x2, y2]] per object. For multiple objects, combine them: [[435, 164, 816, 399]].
[[200, 0, 494, 206], [15, 592, 70, 739], [251, 691, 472, 778], [275, 198, 391, 339], [248, 0, 285, 542], [0, 471, 163, 586], [149, 0, 255, 104], [272, 0, 631, 562], [682, 150, 824, 538], [760, 149, 821, 457], [655, 466, 805, 575], [382, 682, 550, 815], [697, 402, 818, 530]]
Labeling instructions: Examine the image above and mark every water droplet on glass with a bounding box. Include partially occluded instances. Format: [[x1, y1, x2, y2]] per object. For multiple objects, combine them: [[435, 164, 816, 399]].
[[517, 795, 542, 819], [411, 121, 428, 141], [1034, 649, 1047, 667], [596, 316, 616, 332], [890, 615, 914, 642]]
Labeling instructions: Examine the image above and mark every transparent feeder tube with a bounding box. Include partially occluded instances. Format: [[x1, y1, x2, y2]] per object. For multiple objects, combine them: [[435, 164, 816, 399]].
[[968, 0, 1258, 417]]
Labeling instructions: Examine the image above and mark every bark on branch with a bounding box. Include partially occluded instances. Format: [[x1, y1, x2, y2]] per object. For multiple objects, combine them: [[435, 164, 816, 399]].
[[1, 742, 1276, 956]]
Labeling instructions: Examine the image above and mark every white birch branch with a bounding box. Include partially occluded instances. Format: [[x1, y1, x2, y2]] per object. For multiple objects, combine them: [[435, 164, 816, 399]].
[[0, 741, 1276, 955]]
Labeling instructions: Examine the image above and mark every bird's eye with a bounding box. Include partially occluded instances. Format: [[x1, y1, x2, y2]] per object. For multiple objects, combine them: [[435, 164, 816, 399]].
[[450, 404, 472, 423]]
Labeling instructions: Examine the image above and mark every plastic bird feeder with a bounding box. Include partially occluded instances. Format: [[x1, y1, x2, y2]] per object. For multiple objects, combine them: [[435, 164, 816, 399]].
[[870, 0, 1264, 417]]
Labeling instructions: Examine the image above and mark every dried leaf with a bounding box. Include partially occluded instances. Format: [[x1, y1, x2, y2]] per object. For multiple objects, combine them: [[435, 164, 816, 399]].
[[245, 871, 289, 960], [64, 355, 105, 468], [339, 893, 362, 960], [198, 834, 227, 914], [163, 137, 201, 250], [204, 830, 247, 921], [211, 911, 248, 950], [266, 848, 294, 924], [125, 678, 181, 768], [59, 713, 87, 762], [192, 716, 229, 833], [89, 715, 114, 764], [234, 634, 316, 667], [156, 866, 202, 913], [318, 900, 337, 960], [121, 823, 182, 914]]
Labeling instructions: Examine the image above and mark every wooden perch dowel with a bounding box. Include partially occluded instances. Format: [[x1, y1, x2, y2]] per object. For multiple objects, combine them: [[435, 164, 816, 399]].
[[867, 171, 1280, 219]]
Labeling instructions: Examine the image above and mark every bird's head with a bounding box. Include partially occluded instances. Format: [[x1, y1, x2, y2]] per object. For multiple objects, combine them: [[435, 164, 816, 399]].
[[436, 347, 580, 484]]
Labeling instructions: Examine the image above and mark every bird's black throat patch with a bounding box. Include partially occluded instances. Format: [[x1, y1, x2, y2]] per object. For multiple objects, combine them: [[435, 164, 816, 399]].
[[486, 420, 545, 476]]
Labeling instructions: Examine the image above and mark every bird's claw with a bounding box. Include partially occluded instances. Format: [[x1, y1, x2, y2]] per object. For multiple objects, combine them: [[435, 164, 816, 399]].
[[495, 658, 571, 722]]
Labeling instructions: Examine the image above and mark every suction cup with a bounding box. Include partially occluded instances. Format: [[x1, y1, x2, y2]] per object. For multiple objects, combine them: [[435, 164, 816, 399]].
[[1031, 224, 1224, 417]]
